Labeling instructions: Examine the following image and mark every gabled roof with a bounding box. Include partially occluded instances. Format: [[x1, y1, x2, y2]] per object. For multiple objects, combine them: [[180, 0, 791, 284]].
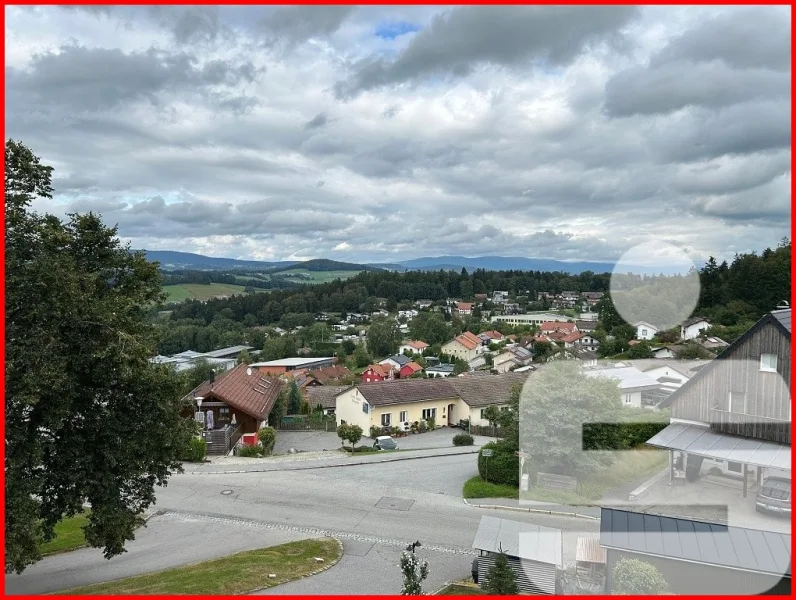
[[540, 321, 576, 332], [575, 320, 598, 330], [562, 331, 583, 343], [364, 363, 392, 378], [682, 316, 711, 327], [305, 385, 349, 409], [403, 340, 429, 350], [456, 302, 473, 310], [658, 309, 791, 409], [481, 330, 504, 340], [448, 331, 481, 350], [309, 364, 352, 384], [449, 372, 530, 407], [190, 363, 285, 421], [381, 354, 411, 367], [402, 361, 423, 373]]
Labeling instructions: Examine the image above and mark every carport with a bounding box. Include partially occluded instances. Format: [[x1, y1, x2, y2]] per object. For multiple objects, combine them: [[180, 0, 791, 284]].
[[646, 422, 791, 498]]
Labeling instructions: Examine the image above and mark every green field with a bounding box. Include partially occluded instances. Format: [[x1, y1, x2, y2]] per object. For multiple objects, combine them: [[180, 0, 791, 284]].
[[275, 269, 362, 284], [39, 512, 91, 556], [163, 283, 250, 302]]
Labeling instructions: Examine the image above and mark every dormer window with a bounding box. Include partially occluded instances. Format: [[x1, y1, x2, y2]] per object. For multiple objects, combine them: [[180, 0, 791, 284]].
[[760, 354, 778, 372]]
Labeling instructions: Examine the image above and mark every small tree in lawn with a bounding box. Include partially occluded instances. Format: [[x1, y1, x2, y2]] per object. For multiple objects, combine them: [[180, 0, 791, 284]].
[[346, 424, 363, 450], [399, 550, 429, 595], [482, 544, 518, 595], [482, 405, 501, 428], [287, 380, 302, 415], [612, 557, 669, 595], [336, 423, 351, 448]]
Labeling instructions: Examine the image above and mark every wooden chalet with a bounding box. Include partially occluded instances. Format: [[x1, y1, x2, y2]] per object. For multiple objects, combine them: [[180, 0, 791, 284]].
[[647, 308, 791, 496]]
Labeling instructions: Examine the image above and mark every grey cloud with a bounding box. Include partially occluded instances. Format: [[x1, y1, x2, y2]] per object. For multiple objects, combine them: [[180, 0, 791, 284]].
[[7, 45, 261, 113], [604, 62, 789, 117], [652, 8, 791, 72], [335, 6, 640, 98], [652, 101, 791, 163], [260, 6, 356, 47], [305, 112, 330, 130], [670, 151, 791, 196], [687, 175, 790, 225]]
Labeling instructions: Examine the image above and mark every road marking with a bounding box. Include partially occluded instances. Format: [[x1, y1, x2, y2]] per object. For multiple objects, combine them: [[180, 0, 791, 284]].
[[155, 509, 477, 556]]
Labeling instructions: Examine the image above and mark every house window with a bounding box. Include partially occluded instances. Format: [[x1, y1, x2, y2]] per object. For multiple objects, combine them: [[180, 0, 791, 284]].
[[422, 408, 437, 421], [381, 413, 391, 427], [399, 411, 408, 423], [480, 409, 487, 420], [760, 354, 778, 372], [624, 394, 632, 404], [729, 391, 746, 414], [362, 402, 369, 414], [641, 329, 647, 337]]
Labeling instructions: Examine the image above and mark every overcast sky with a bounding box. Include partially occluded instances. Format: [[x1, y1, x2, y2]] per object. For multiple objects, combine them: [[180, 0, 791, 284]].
[[6, 5, 791, 265]]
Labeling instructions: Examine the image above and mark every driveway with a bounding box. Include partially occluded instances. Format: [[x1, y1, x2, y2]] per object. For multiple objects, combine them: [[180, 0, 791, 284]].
[[272, 427, 495, 456]]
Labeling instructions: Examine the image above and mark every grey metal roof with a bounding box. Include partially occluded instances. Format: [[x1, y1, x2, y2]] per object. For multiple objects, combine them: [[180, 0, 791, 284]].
[[646, 422, 790, 470], [772, 308, 791, 333], [600, 508, 791, 577], [202, 345, 254, 358], [385, 354, 411, 366], [473, 516, 562, 567]]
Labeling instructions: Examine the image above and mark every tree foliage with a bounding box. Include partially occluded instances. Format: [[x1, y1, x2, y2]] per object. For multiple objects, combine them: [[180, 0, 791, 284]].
[[287, 381, 303, 415], [399, 550, 429, 595], [482, 546, 519, 595], [612, 557, 669, 595], [366, 316, 402, 358], [5, 140, 195, 574]]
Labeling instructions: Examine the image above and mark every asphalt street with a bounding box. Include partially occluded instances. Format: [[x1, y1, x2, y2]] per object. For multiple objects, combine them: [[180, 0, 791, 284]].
[[5, 452, 600, 595]]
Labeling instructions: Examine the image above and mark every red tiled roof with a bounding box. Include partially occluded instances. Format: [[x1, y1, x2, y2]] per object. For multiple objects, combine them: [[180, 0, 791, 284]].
[[481, 330, 504, 340], [403, 361, 423, 373], [310, 364, 352, 384], [191, 363, 285, 421], [456, 302, 474, 311], [562, 332, 583, 343], [406, 340, 429, 350], [364, 364, 392, 378], [540, 321, 576, 332], [452, 330, 482, 350], [548, 331, 568, 341]]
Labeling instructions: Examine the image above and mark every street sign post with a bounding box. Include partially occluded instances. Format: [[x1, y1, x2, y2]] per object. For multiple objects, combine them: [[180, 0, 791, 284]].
[[482, 449, 493, 481]]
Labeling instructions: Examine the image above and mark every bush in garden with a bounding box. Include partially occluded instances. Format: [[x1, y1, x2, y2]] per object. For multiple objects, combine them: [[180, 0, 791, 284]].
[[418, 421, 428, 433], [453, 433, 474, 447], [426, 417, 436, 430], [237, 443, 263, 458], [369, 425, 381, 439], [181, 437, 207, 462], [257, 426, 276, 456], [477, 441, 520, 486], [612, 558, 669, 595]]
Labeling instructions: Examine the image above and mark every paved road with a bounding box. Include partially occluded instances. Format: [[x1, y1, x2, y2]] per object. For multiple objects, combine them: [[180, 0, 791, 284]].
[[5, 453, 599, 595]]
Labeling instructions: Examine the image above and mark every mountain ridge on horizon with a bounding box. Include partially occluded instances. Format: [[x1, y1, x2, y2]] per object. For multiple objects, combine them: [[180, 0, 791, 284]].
[[140, 250, 698, 275]]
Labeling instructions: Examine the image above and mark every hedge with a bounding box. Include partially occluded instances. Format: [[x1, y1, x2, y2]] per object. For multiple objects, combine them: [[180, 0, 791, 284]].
[[181, 437, 206, 462], [478, 442, 520, 486]]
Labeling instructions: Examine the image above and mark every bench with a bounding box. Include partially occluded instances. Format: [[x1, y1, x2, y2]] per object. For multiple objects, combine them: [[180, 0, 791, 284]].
[[536, 472, 578, 491]]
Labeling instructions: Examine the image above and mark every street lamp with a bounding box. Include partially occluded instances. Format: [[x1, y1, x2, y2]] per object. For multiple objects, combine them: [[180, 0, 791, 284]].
[[195, 396, 204, 428], [405, 541, 422, 553]]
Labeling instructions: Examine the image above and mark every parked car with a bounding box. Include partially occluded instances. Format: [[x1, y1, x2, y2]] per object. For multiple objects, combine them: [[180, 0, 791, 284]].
[[756, 476, 791, 516], [373, 435, 398, 451]]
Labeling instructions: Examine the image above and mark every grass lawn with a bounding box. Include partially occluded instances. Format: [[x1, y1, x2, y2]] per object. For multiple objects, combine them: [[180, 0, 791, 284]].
[[436, 583, 485, 595], [278, 269, 362, 284], [463, 476, 520, 500], [58, 538, 341, 595], [463, 449, 668, 504], [162, 283, 252, 302], [39, 512, 91, 556]]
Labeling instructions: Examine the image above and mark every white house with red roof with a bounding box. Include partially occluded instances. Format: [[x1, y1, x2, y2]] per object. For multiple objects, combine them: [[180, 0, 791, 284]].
[[399, 340, 430, 355], [442, 331, 484, 362]]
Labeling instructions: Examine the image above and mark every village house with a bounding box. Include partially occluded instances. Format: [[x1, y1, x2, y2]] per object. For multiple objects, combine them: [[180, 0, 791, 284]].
[[455, 301, 474, 315], [540, 321, 578, 335], [305, 385, 347, 415], [361, 363, 396, 383], [583, 365, 664, 409], [474, 293, 488, 304], [646, 307, 790, 497], [492, 290, 509, 303], [492, 346, 534, 374], [478, 330, 504, 346], [379, 353, 412, 371], [561, 331, 601, 352], [414, 299, 434, 309], [490, 312, 570, 326], [185, 363, 285, 455], [398, 340, 429, 355], [635, 321, 659, 340], [151, 344, 255, 373], [334, 371, 530, 430], [426, 363, 455, 377], [698, 335, 730, 350], [250, 356, 336, 375], [680, 316, 712, 340], [442, 331, 484, 362]]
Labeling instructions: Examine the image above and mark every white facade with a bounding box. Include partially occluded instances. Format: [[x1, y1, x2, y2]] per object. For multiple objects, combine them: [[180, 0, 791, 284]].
[[579, 312, 599, 321], [681, 319, 711, 340], [635, 322, 659, 340], [491, 313, 570, 326]]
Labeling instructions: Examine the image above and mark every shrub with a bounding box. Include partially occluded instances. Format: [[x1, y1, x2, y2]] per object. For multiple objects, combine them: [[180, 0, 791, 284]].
[[426, 417, 436, 430], [612, 557, 669, 595], [477, 442, 520, 486], [257, 427, 276, 456], [453, 433, 475, 447], [181, 437, 207, 462], [369, 425, 381, 439], [418, 421, 428, 433], [237, 443, 263, 458]]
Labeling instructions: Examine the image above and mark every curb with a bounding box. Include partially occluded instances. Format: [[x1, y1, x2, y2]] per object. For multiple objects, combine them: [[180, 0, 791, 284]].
[[462, 498, 599, 521], [186, 448, 481, 475]]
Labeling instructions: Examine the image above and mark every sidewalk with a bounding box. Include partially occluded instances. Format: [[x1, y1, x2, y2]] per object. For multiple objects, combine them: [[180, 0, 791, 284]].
[[464, 497, 601, 520], [181, 445, 481, 474]]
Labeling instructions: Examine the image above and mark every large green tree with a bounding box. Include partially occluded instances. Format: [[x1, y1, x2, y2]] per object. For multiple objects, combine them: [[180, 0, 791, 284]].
[[408, 311, 451, 346], [5, 140, 194, 574], [366, 316, 402, 357]]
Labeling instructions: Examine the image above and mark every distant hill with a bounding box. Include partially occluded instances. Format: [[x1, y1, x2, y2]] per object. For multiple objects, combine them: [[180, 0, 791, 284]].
[[141, 250, 297, 271], [385, 255, 695, 275], [268, 258, 384, 274]]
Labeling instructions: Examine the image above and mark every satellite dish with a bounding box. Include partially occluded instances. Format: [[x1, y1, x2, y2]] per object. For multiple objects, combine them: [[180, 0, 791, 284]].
[[246, 367, 252, 376]]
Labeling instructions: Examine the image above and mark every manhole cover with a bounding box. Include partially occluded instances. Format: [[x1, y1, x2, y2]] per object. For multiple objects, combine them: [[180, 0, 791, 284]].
[[221, 490, 233, 495], [375, 497, 414, 511]]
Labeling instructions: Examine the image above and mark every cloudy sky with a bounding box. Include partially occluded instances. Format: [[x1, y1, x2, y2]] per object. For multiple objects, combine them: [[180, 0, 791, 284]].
[[6, 5, 791, 265]]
